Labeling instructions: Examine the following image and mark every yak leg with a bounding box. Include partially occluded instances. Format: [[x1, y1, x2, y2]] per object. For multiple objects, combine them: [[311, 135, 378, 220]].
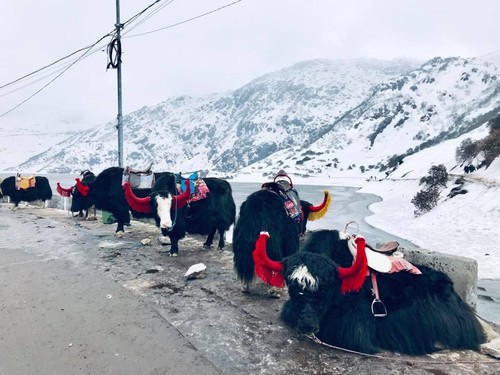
[[241, 281, 250, 293], [203, 228, 217, 249], [217, 229, 226, 250], [169, 236, 179, 257]]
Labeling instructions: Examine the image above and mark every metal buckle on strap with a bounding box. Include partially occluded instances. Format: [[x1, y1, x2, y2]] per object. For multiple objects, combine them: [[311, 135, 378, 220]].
[[371, 298, 387, 317]]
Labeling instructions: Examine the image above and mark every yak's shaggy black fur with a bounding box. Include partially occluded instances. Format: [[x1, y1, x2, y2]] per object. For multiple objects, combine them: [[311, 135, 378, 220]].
[[232, 188, 318, 286], [1, 176, 52, 208], [281, 230, 487, 355]]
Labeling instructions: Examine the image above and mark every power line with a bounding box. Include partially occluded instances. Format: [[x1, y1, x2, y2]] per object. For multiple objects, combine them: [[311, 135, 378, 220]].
[[0, 0, 245, 118], [0, 34, 111, 119], [125, 0, 243, 38]]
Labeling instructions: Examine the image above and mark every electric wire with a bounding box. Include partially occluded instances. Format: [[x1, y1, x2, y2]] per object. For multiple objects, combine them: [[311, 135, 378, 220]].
[[125, 0, 243, 38], [0, 0, 245, 118]]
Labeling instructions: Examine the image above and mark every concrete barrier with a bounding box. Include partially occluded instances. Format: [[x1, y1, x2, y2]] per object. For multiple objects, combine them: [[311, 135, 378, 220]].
[[400, 247, 478, 308]]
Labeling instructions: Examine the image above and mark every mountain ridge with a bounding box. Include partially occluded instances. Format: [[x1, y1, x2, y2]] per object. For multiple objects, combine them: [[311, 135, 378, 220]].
[[3, 53, 499, 178]]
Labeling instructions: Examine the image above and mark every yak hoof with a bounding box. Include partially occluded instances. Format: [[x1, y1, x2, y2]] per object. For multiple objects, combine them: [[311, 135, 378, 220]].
[[268, 287, 281, 299], [115, 231, 124, 238], [203, 243, 212, 250], [241, 283, 250, 293], [169, 252, 178, 257]]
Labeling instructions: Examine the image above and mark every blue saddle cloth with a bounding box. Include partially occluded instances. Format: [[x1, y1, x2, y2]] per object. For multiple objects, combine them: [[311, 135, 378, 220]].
[[175, 172, 198, 194]]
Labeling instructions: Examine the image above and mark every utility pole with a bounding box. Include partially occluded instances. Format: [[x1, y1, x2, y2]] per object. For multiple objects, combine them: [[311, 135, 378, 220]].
[[115, 0, 124, 167]]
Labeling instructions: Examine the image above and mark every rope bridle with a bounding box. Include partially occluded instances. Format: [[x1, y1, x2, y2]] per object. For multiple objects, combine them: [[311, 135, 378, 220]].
[[306, 333, 499, 365]]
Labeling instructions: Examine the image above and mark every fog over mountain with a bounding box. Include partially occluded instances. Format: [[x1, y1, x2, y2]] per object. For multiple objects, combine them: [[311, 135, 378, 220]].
[[2, 52, 499, 179]]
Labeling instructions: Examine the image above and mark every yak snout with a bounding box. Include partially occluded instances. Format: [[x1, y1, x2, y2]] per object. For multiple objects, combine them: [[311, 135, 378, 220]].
[[155, 195, 173, 230]]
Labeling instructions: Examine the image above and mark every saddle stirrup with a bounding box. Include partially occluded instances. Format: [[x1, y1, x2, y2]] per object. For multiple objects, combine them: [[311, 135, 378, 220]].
[[370, 272, 387, 317]]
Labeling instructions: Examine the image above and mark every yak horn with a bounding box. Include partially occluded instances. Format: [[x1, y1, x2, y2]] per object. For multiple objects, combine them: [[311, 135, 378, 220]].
[[123, 182, 151, 214], [308, 190, 331, 221], [56, 183, 73, 197], [75, 178, 90, 197], [172, 179, 191, 208], [252, 231, 285, 288], [337, 236, 368, 294]]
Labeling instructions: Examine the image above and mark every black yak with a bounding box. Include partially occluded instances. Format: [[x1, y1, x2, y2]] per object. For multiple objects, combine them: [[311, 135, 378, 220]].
[[232, 173, 331, 295], [57, 170, 97, 219], [70, 167, 175, 237], [124, 173, 236, 256], [0, 174, 52, 209], [254, 230, 487, 355]]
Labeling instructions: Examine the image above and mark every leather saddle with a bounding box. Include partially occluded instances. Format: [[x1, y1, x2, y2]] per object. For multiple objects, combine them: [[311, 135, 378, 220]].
[[123, 162, 155, 189], [15, 174, 36, 190]]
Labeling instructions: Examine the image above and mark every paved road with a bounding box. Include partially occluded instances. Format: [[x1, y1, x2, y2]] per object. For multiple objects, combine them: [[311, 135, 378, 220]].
[[1, 203, 499, 375], [0, 205, 220, 375]]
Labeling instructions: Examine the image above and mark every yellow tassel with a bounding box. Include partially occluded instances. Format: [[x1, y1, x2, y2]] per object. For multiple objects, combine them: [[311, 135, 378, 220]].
[[308, 190, 331, 221]]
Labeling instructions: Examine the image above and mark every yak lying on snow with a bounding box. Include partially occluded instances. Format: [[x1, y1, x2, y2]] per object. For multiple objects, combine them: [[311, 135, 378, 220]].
[[254, 229, 487, 355], [1, 175, 52, 209], [124, 173, 236, 255], [232, 177, 331, 294]]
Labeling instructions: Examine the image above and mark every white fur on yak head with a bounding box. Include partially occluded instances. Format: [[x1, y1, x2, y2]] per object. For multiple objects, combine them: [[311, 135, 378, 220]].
[[253, 232, 368, 335], [123, 180, 191, 231]]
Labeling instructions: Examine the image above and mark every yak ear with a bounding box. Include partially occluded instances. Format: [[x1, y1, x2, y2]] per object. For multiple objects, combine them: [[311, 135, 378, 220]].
[[123, 182, 151, 214], [252, 231, 285, 288], [75, 178, 90, 197], [308, 190, 331, 221], [337, 236, 368, 294]]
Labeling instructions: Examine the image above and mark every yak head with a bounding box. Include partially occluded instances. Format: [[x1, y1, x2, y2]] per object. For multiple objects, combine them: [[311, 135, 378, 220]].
[[70, 177, 92, 212], [253, 231, 367, 336], [123, 175, 191, 235]]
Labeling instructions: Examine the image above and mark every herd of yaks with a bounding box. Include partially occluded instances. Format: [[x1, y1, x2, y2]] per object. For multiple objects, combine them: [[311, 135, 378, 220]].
[[0, 167, 495, 356]]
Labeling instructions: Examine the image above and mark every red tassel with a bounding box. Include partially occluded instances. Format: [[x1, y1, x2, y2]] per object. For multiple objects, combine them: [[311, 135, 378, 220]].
[[337, 236, 368, 294], [253, 232, 285, 288], [56, 183, 73, 197], [75, 178, 90, 197], [172, 179, 191, 208], [123, 182, 151, 214]]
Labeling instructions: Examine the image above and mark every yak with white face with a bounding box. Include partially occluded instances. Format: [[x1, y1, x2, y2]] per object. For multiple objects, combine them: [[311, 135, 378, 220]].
[[253, 230, 487, 355], [125, 173, 236, 256]]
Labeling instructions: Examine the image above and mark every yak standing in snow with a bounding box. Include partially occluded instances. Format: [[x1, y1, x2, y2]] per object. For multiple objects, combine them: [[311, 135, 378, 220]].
[[253, 229, 487, 355], [232, 172, 331, 295], [1, 174, 52, 209]]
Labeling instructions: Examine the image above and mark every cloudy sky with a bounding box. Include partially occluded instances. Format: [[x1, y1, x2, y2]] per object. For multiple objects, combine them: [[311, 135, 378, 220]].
[[1, 0, 499, 131]]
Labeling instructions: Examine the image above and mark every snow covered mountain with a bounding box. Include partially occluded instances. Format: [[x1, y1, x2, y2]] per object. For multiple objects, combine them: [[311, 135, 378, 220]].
[[4, 52, 500, 178]]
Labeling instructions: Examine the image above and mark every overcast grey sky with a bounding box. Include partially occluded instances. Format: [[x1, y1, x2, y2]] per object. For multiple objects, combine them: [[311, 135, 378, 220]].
[[1, 0, 499, 131]]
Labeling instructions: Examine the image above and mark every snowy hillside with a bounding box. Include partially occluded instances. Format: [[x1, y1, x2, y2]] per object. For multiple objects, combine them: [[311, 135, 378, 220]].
[[4, 58, 421, 173]]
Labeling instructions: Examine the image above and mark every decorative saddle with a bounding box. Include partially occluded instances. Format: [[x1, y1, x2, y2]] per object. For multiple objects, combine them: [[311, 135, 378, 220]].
[[122, 162, 155, 189], [261, 171, 302, 223], [15, 173, 36, 190], [175, 171, 210, 203]]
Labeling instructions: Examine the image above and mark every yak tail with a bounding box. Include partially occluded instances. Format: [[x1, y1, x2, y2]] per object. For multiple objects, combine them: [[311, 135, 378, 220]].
[[308, 190, 331, 221], [123, 182, 151, 214], [57, 183, 72, 197], [337, 236, 368, 294], [252, 232, 285, 288]]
